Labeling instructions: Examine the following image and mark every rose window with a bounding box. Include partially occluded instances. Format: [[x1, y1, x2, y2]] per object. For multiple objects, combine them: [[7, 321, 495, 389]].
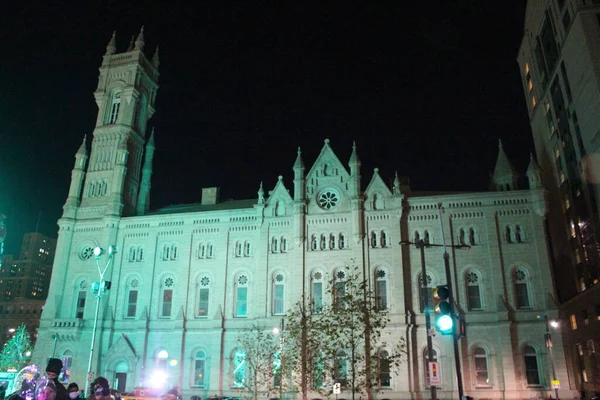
[[318, 190, 339, 210], [80, 246, 94, 260], [466, 272, 479, 284], [200, 276, 210, 287], [164, 278, 174, 287], [238, 275, 248, 286], [130, 279, 140, 288]]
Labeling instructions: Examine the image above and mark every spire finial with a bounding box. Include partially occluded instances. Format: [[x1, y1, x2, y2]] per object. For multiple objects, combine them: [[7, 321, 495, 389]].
[[293, 146, 305, 170], [349, 140, 360, 165], [324, 138, 330, 145], [152, 45, 160, 69], [105, 31, 117, 56], [134, 26, 145, 51], [127, 35, 135, 52], [77, 135, 88, 157], [393, 171, 400, 195], [258, 181, 265, 204]]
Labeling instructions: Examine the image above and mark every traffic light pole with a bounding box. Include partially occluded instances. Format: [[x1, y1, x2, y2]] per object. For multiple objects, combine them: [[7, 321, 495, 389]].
[[418, 239, 437, 400], [439, 204, 464, 400]]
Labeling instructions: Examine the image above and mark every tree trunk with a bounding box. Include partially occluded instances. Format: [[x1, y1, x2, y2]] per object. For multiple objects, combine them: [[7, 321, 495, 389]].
[[301, 308, 309, 400]]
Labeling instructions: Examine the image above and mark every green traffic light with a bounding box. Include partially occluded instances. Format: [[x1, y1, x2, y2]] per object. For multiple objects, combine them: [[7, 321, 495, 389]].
[[436, 314, 454, 333]]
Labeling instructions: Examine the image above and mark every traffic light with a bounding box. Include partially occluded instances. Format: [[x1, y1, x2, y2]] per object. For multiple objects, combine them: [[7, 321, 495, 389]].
[[435, 285, 454, 335]]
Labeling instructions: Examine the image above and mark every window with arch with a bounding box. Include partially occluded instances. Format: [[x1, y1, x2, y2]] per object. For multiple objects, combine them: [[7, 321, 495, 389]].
[[523, 346, 541, 385], [418, 273, 434, 313], [198, 242, 207, 259], [198, 276, 210, 317], [414, 231, 421, 243], [329, 233, 336, 250], [156, 350, 169, 372], [160, 277, 174, 318], [162, 245, 170, 261], [235, 241, 242, 257], [505, 226, 513, 243], [473, 347, 490, 386], [334, 270, 346, 312], [273, 273, 285, 315], [311, 235, 317, 251], [468, 228, 476, 245], [312, 271, 324, 314], [243, 241, 251, 257], [312, 351, 325, 388], [75, 280, 87, 318], [373, 193, 384, 210], [515, 225, 523, 243], [235, 274, 249, 317], [280, 236, 287, 253], [379, 349, 391, 388], [137, 246, 144, 262], [459, 229, 466, 245], [335, 350, 348, 386], [271, 237, 278, 253], [320, 234, 327, 250], [380, 230, 388, 247], [171, 244, 178, 260], [513, 268, 531, 309], [193, 350, 207, 387], [275, 200, 285, 216], [423, 230, 431, 245], [207, 242, 214, 258], [61, 350, 73, 379], [108, 91, 121, 124], [114, 361, 128, 393], [424, 349, 439, 388], [371, 231, 378, 248], [375, 269, 388, 311], [339, 233, 346, 249], [126, 278, 140, 318], [128, 247, 137, 262], [466, 271, 482, 311], [232, 349, 246, 388]]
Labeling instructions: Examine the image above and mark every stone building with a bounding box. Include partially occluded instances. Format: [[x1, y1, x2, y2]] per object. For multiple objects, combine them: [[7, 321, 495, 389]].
[[33, 30, 578, 400]]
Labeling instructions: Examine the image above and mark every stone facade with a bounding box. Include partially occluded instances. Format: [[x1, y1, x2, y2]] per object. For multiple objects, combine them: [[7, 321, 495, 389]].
[[33, 31, 579, 400]]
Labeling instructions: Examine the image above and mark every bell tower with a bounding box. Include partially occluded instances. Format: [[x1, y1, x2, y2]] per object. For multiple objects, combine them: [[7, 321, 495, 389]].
[[78, 28, 160, 217]]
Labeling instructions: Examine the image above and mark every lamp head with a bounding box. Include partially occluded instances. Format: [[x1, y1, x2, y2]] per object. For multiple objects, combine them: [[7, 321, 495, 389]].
[[93, 247, 104, 258], [107, 245, 117, 256]]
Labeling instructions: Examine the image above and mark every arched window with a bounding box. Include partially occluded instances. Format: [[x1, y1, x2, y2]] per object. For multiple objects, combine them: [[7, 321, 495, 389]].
[[371, 231, 378, 248], [320, 234, 327, 250], [160, 277, 174, 318], [459, 229, 466, 245], [418, 273, 434, 313], [311, 235, 317, 251], [198, 276, 210, 318], [273, 273, 285, 315], [235, 274, 249, 317], [108, 91, 121, 124], [312, 351, 325, 388], [162, 245, 170, 261], [513, 268, 531, 309], [380, 231, 387, 247], [374, 193, 384, 210], [468, 228, 476, 245], [423, 230, 431, 245], [232, 349, 246, 387], [61, 350, 73, 380], [171, 244, 178, 260], [335, 350, 348, 386], [424, 349, 439, 389], [375, 269, 388, 311], [338, 233, 346, 249], [207, 242, 214, 258], [473, 347, 490, 386], [114, 361, 128, 392], [275, 201, 285, 216], [515, 225, 523, 243], [137, 246, 144, 262], [466, 271, 482, 311], [126, 278, 140, 318], [271, 237, 278, 253], [379, 350, 391, 388], [194, 350, 207, 387], [334, 270, 346, 312], [312, 271, 324, 314], [198, 243, 206, 259], [235, 241, 242, 257], [523, 346, 540, 385], [244, 241, 251, 257], [280, 237, 287, 253], [156, 350, 169, 372], [75, 280, 88, 318], [505, 226, 513, 243], [128, 247, 136, 262], [329, 233, 336, 250]]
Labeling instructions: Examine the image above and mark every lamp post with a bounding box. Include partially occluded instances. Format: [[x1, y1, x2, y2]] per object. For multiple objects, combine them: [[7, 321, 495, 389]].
[[85, 245, 116, 397], [400, 239, 437, 400], [544, 316, 560, 400], [273, 318, 285, 400]]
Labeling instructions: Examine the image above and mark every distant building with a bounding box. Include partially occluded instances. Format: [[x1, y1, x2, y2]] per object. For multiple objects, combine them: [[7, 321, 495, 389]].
[[0, 232, 56, 344], [32, 30, 579, 400], [518, 0, 600, 397]]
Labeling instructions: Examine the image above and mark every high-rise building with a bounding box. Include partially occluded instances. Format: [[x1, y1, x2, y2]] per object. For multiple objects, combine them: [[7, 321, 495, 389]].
[[0, 232, 56, 344], [31, 29, 579, 400], [517, 0, 600, 396]]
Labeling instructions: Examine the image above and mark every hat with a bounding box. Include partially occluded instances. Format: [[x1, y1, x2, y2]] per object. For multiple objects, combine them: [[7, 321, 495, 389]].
[[45, 359, 63, 375], [67, 383, 79, 392]]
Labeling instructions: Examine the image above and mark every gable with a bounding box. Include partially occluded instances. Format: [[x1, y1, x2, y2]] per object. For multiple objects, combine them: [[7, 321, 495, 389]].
[[265, 175, 293, 217], [305, 139, 351, 200]]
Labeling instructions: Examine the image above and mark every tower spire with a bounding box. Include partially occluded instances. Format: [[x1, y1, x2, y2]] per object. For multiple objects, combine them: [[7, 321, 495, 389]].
[[152, 46, 160, 69], [105, 31, 116, 56], [393, 171, 400, 195], [76, 135, 88, 157], [134, 26, 145, 51], [127, 36, 135, 52], [492, 139, 518, 191], [257, 182, 265, 205]]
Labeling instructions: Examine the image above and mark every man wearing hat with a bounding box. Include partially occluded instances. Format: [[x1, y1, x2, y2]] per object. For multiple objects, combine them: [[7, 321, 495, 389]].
[[45, 358, 68, 400]]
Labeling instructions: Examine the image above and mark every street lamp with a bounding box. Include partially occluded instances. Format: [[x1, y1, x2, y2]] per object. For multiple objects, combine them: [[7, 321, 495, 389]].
[[85, 245, 116, 397], [544, 316, 560, 400]]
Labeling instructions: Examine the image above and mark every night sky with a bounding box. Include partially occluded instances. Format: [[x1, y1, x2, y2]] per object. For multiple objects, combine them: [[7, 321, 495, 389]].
[[0, 2, 531, 254]]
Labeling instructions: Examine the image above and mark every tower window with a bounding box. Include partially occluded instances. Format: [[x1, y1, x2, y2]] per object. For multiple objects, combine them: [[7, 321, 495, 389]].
[[108, 91, 121, 124]]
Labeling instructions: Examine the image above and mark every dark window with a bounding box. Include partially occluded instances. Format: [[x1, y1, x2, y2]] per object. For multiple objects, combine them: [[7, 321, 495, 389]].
[[524, 346, 540, 385], [127, 290, 138, 318]]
